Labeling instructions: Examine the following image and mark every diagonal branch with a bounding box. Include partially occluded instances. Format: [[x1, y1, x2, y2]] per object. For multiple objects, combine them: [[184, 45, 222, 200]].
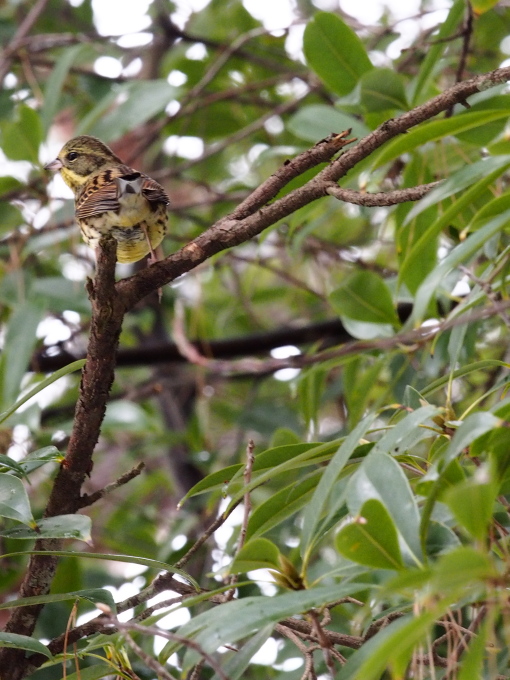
[[116, 65, 510, 309]]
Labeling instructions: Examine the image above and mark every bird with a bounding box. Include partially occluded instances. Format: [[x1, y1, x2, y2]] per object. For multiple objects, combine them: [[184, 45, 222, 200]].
[[45, 135, 170, 264]]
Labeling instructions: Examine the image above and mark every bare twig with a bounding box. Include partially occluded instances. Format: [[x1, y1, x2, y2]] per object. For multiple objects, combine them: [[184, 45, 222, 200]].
[[107, 618, 230, 680], [174, 497, 244, 571], [78, 462, 145, 508], [223, 439, 255, 602], [0, 0, 51, 82], [122, 633, 179, 680], [325, 181, 442, 206]]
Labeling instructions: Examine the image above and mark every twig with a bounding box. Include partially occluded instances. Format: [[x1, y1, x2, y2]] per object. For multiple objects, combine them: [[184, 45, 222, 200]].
[[188, 659, 206, 680], [107, 618, 230, 680], [78, 462, 145, 508], [174, 497, 244, 570], [122, 633, 179, 680], [0, 0, 51, 82], [223, 439, 255, 602], [325, 181, 442, 206], [308, 609, 336, 677]]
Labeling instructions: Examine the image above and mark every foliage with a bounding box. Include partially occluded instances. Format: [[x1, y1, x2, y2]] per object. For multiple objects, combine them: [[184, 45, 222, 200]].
[[1, 0, 510, 679]]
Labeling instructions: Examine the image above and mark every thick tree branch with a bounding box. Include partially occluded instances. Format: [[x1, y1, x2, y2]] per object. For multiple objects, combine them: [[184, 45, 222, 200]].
[[0, 237, 124, 679], [116, 65, 510, 309]]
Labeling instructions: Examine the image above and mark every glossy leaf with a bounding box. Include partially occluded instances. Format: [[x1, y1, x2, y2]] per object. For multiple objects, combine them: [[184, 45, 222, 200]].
[[246, 472, 321, 540], [372, 109, 510, 170], [411, 210, 510, 324], [410, 0, 465, 104], [301, 414, 375, 559], [0, 514, 91, 541], [0, 587, 116, 612], [171, 582, 367, 669], [0, 300, 46, 412], [0, 474, 34, 525], [360, 68, 408, 112], [0, 359, 85, 426], [330, 271, 400, 326], [0, 105, 42, 163], [303, 12, 373, 96], [229, 537, 280, 573], [336, 498, 404, 570], [444, 469, 498, 540], [287, 104, 370, 143], [0, 633, 52, 658]]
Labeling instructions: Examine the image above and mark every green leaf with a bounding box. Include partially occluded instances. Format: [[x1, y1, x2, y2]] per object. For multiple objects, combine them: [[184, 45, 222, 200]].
[[0, 176, 22, 196], [179, 463, 244, 502], [287, 105, 370, 143], [441, 412, 501, 467], [0, 632, 52, 658], [0, 105, 43, 163], [0, 514, 91, 541], [411, 210, 510, 324], [18, 446, 64, 475], [50, 664, 115, 680], [404, 155, 510, 224], [372, 109, 510, 170], [431, 546, 494, 592], [229, 537, 280, 573], [337, 607, 448, 680], [246, 472, 321, 540], [471, 0, 500, 13], [226, 440, 343, 510], [457, 620, 487, 680], [0, 474, 34, 525], [169, 582, 367, 669], [0, 360, 85, 426], [370, 404, 440, 457], [301, 414, 375, 559], [1, 550, 199, 590], [336, 498, 404, 570], [210, 626, 273, 680], [303, 12, 373, 97], [470, 192, 510, 231], [0, 300, 46, 411], [347, 424, 437, 564], [410, 0, 465, 104], [329, 271, 400, 326], [0, 587, 116, 612], [81, 80, 177, 142], [0, 455, 28, 478], [360, 69, 408, 112], [41, 44, 92, 132], [444, 469, 498, 540]]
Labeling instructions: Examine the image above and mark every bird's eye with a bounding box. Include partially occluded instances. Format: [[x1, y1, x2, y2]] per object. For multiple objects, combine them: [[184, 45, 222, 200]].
[[66, 152, 79, 161]]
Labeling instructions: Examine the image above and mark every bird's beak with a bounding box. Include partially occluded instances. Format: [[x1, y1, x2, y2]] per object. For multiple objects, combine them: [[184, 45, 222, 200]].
[[44, 158, 63, 171]]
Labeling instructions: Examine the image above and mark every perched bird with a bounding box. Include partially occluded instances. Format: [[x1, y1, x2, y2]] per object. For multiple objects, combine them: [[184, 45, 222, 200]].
[[45, 135, 170, 264]]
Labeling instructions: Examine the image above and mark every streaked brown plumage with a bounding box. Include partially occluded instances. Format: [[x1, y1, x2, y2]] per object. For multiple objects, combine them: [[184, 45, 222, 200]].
[[45, 135, 169, 263]]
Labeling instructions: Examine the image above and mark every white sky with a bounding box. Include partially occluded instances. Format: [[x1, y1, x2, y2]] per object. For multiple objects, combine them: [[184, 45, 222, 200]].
[[89, 0, 453, 49]]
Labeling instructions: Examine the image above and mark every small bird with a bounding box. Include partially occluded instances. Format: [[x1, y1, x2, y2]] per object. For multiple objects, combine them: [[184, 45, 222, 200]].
[[45, 135, 170, 264]]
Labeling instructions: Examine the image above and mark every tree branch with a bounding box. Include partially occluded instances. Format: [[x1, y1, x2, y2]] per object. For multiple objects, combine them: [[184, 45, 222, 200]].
[[325, 181, 442, 206], [115, 65, 510, 309], [0, 237, 124, 679]]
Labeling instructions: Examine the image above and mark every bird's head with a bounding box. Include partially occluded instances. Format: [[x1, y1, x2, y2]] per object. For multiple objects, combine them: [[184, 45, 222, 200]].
[[45, 135, 122, 194]]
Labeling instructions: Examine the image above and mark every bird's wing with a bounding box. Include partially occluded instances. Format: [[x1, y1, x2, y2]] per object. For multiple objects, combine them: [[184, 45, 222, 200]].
[[75, 165, 169, 219], [140, 176, 170, 207]]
